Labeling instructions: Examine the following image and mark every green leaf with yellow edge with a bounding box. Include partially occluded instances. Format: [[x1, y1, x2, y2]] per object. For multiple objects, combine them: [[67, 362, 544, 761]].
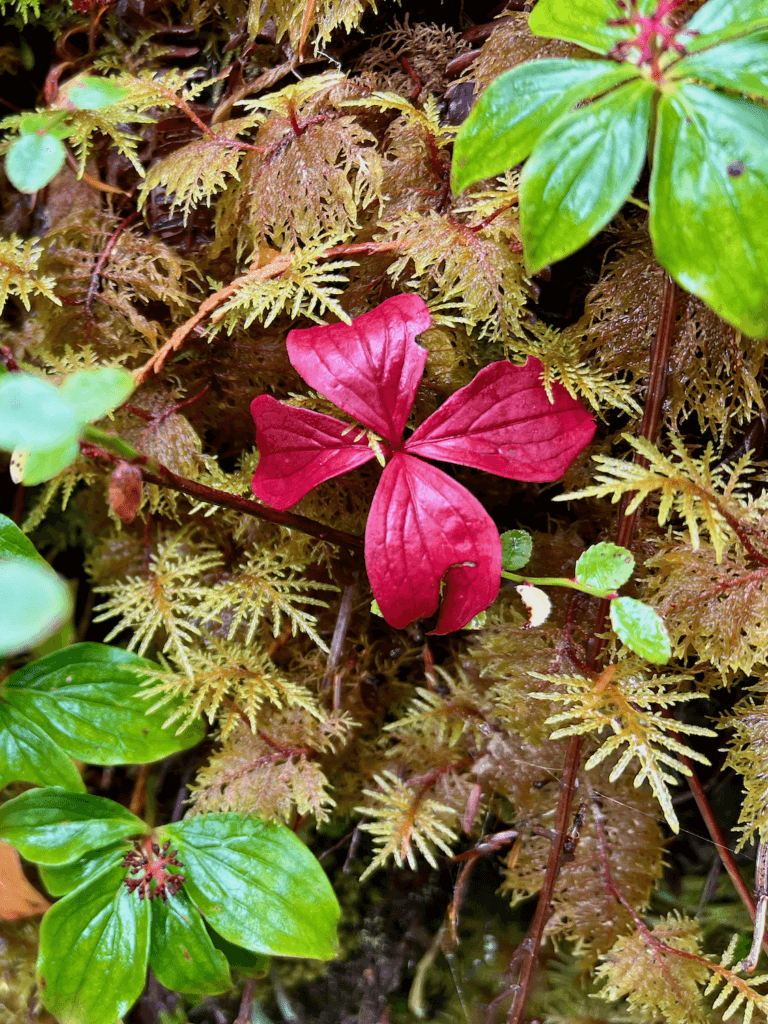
[[451, 59, 640, 194], [610, 596, 671, 664], [520, 78, 654, 274], [38, 866, 150, 1024], [163, 813, 340, 960], [575, 542, 634, 593], [149, 889, 232, 995], [650, 85, 768, 337], [0, 788, 147, 865]]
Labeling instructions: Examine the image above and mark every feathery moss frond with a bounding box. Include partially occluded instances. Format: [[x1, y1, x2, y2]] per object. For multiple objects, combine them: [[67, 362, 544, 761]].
[[93, 529, 222, 676], [532, 664, 714, 832], [0, 235, 59, 313]]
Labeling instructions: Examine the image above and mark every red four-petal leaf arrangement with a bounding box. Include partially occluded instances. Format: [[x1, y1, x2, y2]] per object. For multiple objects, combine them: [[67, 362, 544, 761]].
[[251, 295, 595, 633]]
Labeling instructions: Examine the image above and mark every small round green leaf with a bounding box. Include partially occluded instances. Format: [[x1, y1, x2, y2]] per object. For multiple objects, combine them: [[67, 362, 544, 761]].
[[0, 559, 72, 657], [500, 529, 533, 571], [38, 867, 150, 1024], [0, 373, 79, 452], [58, 367, 135, 424], [14, 439, 80, 486], [610, 596, 671, 664], [3, 643, 205, 765], [164, 814, 340, 960], [5, 133, 66, 194], [149, 890, 232, 995], [65, 75, 129, 110], [0, 787, 147, 865], [575, 542, 634, 593], [0, 703, 84, 792]]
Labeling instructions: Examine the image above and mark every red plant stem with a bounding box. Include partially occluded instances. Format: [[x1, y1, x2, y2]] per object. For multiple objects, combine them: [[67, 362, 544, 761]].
[[504, 274, 679, 1024], [235, 979, 256, 1024], [84, 210, 140, 326], [683, 758, 768, 958], [81, 443, 364, 550]]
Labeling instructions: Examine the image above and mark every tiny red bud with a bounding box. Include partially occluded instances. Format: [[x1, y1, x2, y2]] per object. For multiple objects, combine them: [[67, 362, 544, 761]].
[[109, 462, 143, 523]]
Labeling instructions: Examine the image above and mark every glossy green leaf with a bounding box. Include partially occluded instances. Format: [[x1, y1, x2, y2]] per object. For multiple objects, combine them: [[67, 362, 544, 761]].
[[521, 78, 654, 274], [610, 596, 671, 664], [149, 890, 232, 995], [685, 0, 768, 51], [58, 367, 135, 424], [0, 788, 147, 865], [575, 542, 634, 593], [670, 31, 768, 101], [4, 643, 204, 765], [65, 76, 128, 110], [451, 60, 640, 194], [528, 0, 656, 54], [0, 559, 73, 657], [208, 927, 270, 976], [0, 513, 47, 564], [38, 866, 150, 1024], [650, 85, 768, 337], [163, 814, 340, 960], [500, 529, 533, 571], [38, 843, 126, 897], [5, 132, 66, 193], [0, 373, 79, 451], [0, 702, 84, 791], [14, 439, 80, 486]]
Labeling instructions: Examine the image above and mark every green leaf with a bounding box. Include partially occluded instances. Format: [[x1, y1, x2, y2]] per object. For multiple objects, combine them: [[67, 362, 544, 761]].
[[38, 843, 126, 897], [208, 927, 270, 976], [650, 85, 768, 337], [451, 59, 641, 193], [528, 0, 657, 55], [0, 559, 73, 657], [5, 133, 66, 193], [0, 702, 84, 791], [0, 373, 79, 451], [521, 78, 654, 274], [0, 788, 147, 864], [610, 596, 671, 664], [500, 529, 533, 571], [4, 643, 205, 765], [58, 367, 135, 424], [149, 890, 232, 995], [65, 76, 129, 110], [38, 866, 150, 1024], [575, 542, 634, 593], [0, 512, 47, 564], [685, 0, 768, 51], [14, 439, 80, 486], [18, 113, 71, 139], [163, 814, 340, 960], [670, 31, 768, 102]]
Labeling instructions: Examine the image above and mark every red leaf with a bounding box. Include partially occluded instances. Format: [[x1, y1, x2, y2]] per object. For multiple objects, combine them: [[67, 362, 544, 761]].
[[404, 358, 595, 481], [286, 294, 431, 444], [250, 395, 375, 510], [365, 452, 501, 634]]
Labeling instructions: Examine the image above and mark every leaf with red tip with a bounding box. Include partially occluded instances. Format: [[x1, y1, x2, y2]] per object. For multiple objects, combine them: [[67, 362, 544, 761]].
[[286, 295, 431, 444], [250, 395, 375, 511], [404, 358, 595, 481], [365, 453, 501, 634]]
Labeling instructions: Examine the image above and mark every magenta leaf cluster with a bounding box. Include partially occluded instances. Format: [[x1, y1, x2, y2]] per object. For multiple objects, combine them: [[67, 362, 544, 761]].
[[250, 295, 595, 633]]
